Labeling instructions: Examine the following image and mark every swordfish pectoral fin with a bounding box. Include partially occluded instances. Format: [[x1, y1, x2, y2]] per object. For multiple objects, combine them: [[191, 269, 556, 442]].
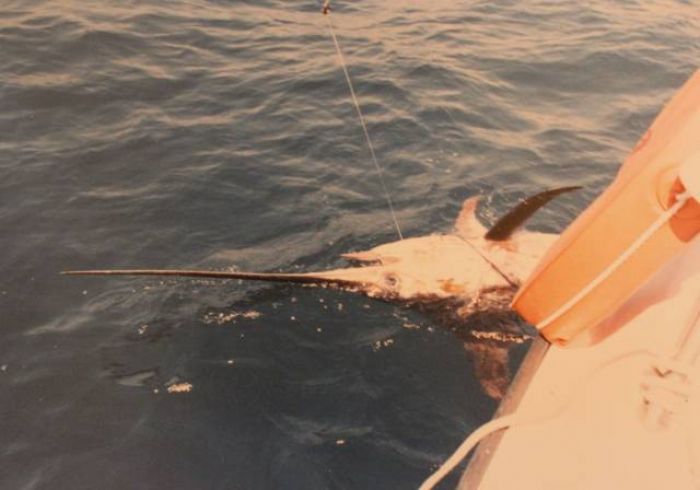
[[454, 196, 488, 239], [463, 339, 511, 400]]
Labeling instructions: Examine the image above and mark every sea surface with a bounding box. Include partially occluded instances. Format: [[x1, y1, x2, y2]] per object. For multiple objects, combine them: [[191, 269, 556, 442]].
[[1, 1, 698, 489]]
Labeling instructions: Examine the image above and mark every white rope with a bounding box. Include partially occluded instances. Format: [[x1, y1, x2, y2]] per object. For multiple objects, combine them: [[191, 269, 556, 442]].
[[420, 338, 700, 490], [418, 414, 518, 490], [322, 5, 404, 240], [418, 349, 653, 490], [537, 191, 691, 330]]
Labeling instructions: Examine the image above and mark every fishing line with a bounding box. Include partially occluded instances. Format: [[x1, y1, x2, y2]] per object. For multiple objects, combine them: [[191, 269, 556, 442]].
[[322, 1, 404, 240], [456, 235, 519, 288]]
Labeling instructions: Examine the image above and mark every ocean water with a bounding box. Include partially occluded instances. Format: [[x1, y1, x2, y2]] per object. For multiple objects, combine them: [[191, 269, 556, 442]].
[[1, 1, 698, 489]]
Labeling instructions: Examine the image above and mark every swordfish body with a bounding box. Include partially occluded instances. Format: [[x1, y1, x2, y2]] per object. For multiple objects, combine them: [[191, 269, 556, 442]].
[[65, 187, 579, 398]]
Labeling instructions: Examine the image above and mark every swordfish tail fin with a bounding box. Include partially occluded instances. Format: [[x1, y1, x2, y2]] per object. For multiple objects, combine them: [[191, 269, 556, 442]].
[[484, 186, 582, 241], [61, 269, 357, 287]]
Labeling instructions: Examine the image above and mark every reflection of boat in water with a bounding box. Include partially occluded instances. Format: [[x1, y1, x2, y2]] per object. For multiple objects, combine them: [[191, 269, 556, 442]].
[[423, 70, 700, 489]]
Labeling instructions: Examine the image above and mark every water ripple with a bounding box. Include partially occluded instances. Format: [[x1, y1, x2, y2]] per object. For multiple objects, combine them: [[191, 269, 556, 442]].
[[1, 1, 698, 489]]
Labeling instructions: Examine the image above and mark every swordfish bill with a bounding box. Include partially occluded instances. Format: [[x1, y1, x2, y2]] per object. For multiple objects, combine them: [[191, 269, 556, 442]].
[[61, 268, 365, 288]]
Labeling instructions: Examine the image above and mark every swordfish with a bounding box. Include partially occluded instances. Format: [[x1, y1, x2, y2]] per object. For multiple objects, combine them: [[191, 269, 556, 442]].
[[64, 186, 579, 397]]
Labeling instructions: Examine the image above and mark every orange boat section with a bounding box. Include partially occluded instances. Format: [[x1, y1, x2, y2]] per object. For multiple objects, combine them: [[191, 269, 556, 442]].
[[513, 70, 700, 346]]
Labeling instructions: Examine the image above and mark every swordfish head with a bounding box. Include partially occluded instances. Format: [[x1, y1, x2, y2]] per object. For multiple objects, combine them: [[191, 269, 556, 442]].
[[64, 187, 578, 317], [303, 187, 575, 319]]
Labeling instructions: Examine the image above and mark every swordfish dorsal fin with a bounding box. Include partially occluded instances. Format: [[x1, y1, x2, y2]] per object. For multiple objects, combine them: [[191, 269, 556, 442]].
[[484, 186, 582, 241], [454, 196, 487, 239]]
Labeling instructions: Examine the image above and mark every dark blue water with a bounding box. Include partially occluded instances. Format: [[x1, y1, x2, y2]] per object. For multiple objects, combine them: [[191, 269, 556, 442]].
[[1, 1, 698, 488]]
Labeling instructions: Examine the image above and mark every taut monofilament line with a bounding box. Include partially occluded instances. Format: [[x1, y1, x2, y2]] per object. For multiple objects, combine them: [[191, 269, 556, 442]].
[[322, 0, 404, 240]]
